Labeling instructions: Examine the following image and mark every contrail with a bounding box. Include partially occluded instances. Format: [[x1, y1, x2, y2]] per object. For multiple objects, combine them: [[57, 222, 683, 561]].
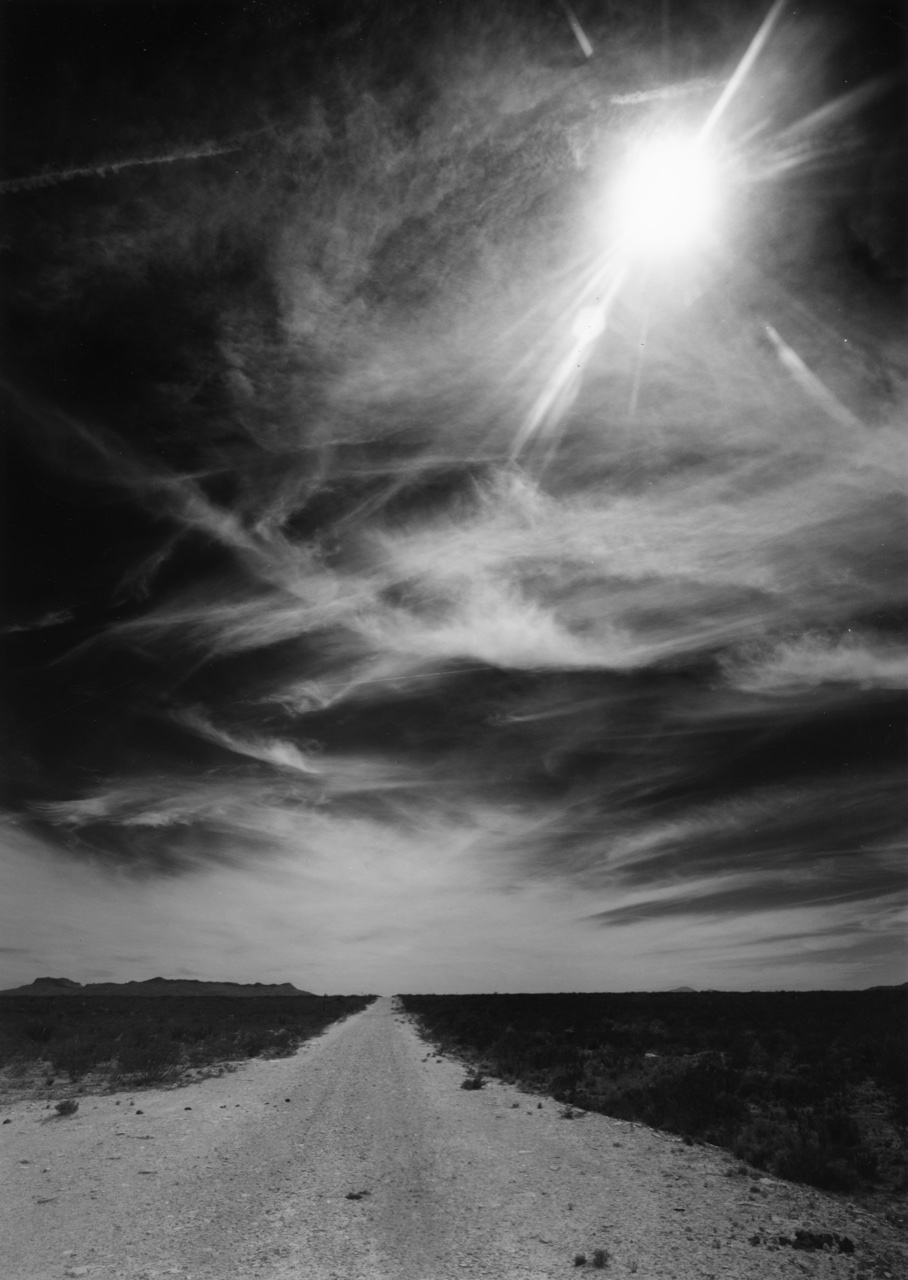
[[609, 78, 721, 106], [0, 135, 267, 194]]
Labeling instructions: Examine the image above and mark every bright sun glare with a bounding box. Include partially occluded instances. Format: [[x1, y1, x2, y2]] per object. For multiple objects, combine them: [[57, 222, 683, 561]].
[[612, 134, 721, 260]]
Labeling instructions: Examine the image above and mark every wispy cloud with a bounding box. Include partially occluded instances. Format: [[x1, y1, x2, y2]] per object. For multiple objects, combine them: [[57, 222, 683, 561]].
[[3, 1, 904, 990], [2, 609, 74, 634], [174, 707, 322, 776], [725, 632, 908, 694], [80, 411, 904, 694]]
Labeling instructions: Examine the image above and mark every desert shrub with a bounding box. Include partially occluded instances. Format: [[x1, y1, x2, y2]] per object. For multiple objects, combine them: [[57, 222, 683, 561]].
[[23, 1020, 55, 1044], [854, 1147, 880, 1180], [769, 1070, 822, 1106], [770, 1140, 858, 1193], [268, 1027, 294, 1053], [54, 1098, 79, 1116], [117, 1039, 182, 1083], [52, 1036, 101, 1081], [237, 1032, 268, 1058], [551, 1070, 581, 1101], [821, 1108, 862, 1146]]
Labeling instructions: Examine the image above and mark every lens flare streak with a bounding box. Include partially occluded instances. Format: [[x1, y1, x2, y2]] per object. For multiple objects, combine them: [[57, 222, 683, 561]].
[[763, 324, 864, 430], [510, 261, 627, 459], [699, 0, 786, 141]]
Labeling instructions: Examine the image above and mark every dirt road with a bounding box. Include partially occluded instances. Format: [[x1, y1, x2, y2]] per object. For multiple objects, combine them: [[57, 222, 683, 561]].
[[2, 997, 902, 1279]]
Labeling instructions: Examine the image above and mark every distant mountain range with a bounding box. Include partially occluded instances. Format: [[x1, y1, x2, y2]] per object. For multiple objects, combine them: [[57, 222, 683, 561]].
[[664, 984, 908, 993], [0, 976, 315, 998]]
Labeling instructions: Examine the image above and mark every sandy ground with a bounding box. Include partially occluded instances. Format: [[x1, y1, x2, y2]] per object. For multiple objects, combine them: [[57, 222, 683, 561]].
[[1, 997, 904, 1280]]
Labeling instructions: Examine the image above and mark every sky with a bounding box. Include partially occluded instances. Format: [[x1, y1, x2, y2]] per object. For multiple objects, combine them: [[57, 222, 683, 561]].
[[1, 0, 905, 994]]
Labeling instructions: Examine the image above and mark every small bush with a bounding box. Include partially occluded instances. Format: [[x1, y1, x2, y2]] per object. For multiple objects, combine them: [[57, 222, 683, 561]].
[[24, 1021, 54, 1044], [592, 1248, 610, 1269], [54, 1098, 79, 1116], [52, 1037, 98, 1081], [770, 1139, 859, 1192], [574, 1254, 587, 1267], [117, 1040, 182, 1083], [460, 1072, 484, 1090]]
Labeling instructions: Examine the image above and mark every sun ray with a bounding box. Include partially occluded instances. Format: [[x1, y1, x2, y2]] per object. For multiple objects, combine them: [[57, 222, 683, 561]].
[[699, 0, 787, 142]]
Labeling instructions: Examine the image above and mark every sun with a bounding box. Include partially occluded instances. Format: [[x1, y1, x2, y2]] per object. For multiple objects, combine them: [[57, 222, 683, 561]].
[[611, 133, 722, 261]]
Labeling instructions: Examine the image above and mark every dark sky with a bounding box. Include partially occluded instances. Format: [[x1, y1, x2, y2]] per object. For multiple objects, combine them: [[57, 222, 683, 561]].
[[1, 0, 905, 992]]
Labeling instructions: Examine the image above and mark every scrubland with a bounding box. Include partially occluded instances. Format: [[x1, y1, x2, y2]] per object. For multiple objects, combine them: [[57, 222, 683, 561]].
[[400, 988, 908, 1213], [0, 994, 374, 1096]]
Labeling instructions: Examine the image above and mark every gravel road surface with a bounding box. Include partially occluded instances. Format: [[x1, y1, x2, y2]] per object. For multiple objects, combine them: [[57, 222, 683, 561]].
[[2, 997, 903, 1280]]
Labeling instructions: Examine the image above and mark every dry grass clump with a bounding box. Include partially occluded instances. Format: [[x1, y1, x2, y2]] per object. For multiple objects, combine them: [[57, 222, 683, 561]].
[[574, 1248, 610, 1269]]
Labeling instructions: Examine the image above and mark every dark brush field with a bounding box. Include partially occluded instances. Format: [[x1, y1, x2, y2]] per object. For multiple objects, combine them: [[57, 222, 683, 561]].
[[399, 989, 908, 1208], [0, 994, 374, 1095]]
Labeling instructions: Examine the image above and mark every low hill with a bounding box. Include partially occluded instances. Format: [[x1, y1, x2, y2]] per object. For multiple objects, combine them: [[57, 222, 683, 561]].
[[0, 976, 315, 998]]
